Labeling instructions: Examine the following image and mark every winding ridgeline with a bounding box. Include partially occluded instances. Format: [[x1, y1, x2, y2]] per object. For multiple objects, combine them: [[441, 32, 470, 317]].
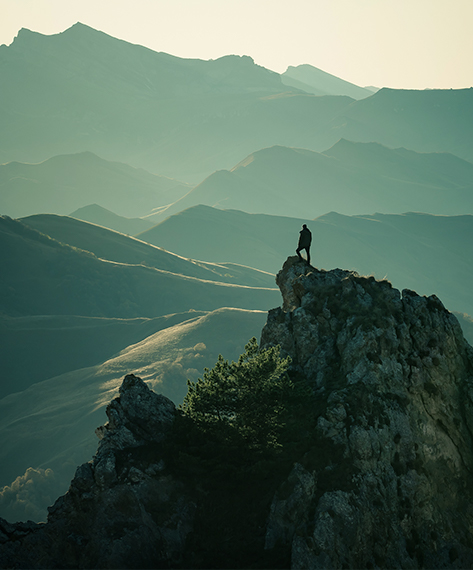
[[2, 258, 473, 569]]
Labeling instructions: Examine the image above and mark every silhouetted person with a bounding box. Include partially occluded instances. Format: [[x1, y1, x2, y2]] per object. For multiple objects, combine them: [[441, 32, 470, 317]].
[[296, 224, 312, 264]]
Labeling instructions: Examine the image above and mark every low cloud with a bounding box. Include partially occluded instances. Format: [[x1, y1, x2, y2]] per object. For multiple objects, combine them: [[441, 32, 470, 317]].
[[0, 467, 59, 523]]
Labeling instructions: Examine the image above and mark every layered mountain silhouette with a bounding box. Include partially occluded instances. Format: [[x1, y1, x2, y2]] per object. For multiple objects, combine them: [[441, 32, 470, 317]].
[[282, 64, 374, 99], [2, 23, 472, 181], [138, 205, 473, 318], [1, 213, 275, 390], [145, 141, 473, 221], [0, 152, 189, 218], [20, 213, 274, 288], [0, 215, 278, 319]]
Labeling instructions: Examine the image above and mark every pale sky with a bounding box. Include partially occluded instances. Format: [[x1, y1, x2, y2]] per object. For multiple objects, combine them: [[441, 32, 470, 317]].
[[1, 0, 472, 90]]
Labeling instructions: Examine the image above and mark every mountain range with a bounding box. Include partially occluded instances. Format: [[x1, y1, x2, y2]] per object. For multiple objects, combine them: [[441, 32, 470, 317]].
[[3, 140, 472, 223], [1, 23, 472, 182], [141, 140, 473, 221]]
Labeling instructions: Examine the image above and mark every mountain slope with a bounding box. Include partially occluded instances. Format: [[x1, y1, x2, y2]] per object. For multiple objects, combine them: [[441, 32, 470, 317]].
[[0, 216, 278, 318], [0, 307, 267, 521], [0, 152, 190, 218], [144, 142, 473, 221], [282, 64, 373, 99], [19, 213, 275, 288], [137, 205, 473, 317], [0, 312, 200, 399]]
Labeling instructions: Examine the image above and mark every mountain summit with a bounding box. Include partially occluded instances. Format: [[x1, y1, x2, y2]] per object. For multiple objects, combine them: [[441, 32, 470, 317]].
[[1, 258, 473, 568]]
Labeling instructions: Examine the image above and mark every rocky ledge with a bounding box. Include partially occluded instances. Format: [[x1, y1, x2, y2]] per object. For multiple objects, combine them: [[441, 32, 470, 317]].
[[2, 257, 473, 569]]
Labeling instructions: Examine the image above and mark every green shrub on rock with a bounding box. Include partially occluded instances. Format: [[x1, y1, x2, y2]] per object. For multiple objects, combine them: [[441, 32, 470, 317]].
[[179, 337, 292, 451]]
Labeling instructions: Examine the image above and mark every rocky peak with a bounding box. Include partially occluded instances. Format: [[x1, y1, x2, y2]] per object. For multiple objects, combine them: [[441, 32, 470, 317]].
[[261, 257, 473, 568]]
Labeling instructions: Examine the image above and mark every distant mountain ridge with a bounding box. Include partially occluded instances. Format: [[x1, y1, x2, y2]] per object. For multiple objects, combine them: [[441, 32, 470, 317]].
[[20, 213, 275, 288], [282, 64, 374, 99], [147, 141, 473, 221], [0, 152, 190, 218], [1, 23, 472, 181]]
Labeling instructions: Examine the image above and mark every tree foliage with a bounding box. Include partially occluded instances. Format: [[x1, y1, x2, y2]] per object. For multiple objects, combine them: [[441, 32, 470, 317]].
[[179, 338, 292, 450]]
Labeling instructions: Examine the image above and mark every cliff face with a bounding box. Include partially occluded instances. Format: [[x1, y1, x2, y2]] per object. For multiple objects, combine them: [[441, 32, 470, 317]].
[[2, 257, 473, 569], [261, 257, 473, 568]]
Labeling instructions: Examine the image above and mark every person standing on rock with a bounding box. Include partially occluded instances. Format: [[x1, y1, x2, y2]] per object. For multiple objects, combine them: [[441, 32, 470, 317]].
[[296, 224, 312, 265]]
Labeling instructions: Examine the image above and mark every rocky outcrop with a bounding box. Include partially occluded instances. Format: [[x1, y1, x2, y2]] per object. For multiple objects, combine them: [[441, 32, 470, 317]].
[[0, 374, 195, 569], [261, 257, 473, 568], [2, 258, 473, 569]]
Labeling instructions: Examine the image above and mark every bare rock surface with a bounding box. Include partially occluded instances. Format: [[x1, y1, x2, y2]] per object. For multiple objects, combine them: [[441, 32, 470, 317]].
[[261, 257, 473, 568]]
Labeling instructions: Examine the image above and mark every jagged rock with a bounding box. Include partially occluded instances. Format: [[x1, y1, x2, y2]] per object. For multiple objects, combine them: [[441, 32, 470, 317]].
[[0, 374, 195, 569], [261, 257, 473, 568]]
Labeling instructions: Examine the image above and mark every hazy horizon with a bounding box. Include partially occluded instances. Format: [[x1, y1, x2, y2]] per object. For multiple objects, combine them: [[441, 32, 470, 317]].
[[1, 0, 472, 91]]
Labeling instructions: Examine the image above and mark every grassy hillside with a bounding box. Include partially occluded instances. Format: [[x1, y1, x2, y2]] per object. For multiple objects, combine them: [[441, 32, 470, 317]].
[[0, 216, 278, 318], [138, 205, 473, 317], [20, 213, 275, 288], [0, 152, 190, 219], [142, 142, 473, 221], [0, 312, 201, 399], [0, 308, 268, 521]]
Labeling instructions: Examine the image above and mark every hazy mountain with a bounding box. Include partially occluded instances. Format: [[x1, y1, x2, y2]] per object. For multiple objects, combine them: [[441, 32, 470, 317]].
[[0, 215, 278, 318], [335, 87, 473, 162], [0, 23, 316, 181], [144, 141, 473, 221], [19, 213, 275, 288], [70, 204, 154, 235], [0, 152, 190, 219], [282, 64, 373, 99], [0, 307, 268, 521], [2, 23, 472, 181], [137, 205, 473, 318]]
